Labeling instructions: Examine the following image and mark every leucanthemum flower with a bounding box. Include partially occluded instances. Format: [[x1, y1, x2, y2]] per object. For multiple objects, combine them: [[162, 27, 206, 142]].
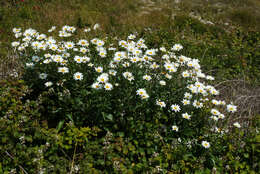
[[182, 113, 191, 120], [159, 80, 166, 86], [73, 72, 83, 80], [93, 23, 100, 30], [97, 73, 109, 83], [44, 81, 53, 87], [171, 104, 181, 112], [212, 99, 220, 105], [184, 92, 192, 99], [64, 42, 74, 49], [143, 75, 152, 81], [182, 99, 190, 105], [172, 125, 179, 132], [182, 71, 190, 78], [233, 122, 241, 128], [92, 82, 101, 89], [202, 141, 210, 148], [78, 39, 89, 46], [95, 67, 103, 73], [58, 67, 69, 74], [211, 109, 220, 116], [156, 100, 166, 108], [74, 56, 82, 63], [171, 44, 183, 51], [128, 34, 136, 40], [104, 83, 113, 90], [227, 104, 237, 113], [136, 88, 147, 96], [39, 73, 47, 80], [192, 100, 203, 108]]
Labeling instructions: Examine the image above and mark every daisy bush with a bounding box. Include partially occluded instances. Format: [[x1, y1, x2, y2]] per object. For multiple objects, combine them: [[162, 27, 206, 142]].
[[11, 25, 238, 149]]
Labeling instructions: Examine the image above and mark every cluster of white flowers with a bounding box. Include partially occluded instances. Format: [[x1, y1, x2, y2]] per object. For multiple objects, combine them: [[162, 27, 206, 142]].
[[11, 25, 239, 149]]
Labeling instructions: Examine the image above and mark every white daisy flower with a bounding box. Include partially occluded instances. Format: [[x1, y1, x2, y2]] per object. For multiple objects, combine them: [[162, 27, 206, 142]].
[[39, 73, 47, 80], [171, 104, 181, 112], [233, 122, 241, 128], [172, 125, 179, 132], [227, 104, 237, 113], [58, 67, 69, 74], [143, 75, 152, 81], [182, 113, 191, 120], [202, 141, 210, 148], [44, 81, 53, 87], [73, 72, 83, 81], [104, 83, 113, 90], [156, 100, 166, 108]]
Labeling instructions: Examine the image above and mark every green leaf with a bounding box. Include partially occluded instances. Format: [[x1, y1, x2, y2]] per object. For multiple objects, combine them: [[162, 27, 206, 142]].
[[57, 120, 64, 132], [66, 113, 74, 122]]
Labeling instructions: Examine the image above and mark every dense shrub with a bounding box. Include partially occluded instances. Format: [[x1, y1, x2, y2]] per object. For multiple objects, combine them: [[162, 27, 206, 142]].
[[1, 25, 258, 173]]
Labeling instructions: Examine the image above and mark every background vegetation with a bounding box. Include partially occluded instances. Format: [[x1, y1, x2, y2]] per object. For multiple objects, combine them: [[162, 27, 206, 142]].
[[0, 0, 259, 173]]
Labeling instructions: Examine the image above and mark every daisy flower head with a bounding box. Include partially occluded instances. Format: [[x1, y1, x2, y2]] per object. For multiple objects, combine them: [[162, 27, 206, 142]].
[[128, 34, 136, 40], [145, 49, 156, 56], [218, 113, 225, 119], [73, 72, 83, 81], [64, 41, 74, 49], [156, 100, 166, 108], [212, 99, 220, 105], [95, 66, 103, 73], [97, 73, 109, 83], [210, 115, 219, 121], [159, 80, 166, 86], [92, 82, 101, 89], [211, 109, 220, 116], [227, 104, 237, 113], [93, 23, 100, 30], [171, 44, 183, 51], [233, 122, 241, 128], [141, 93, 150, 100], [78, 39, 89, 47], [109, 69, 117, 76], [11, 41, 20, 47], [44, 81, 53, 87], [97, 40, 104, 47], [182, 99, 190, 105], [160, 47, 166, 52], [99, 50, 107, 58], [192, 100, 203, 108], [82, 56, 90, 63], [184, 92, 192, 99], [182, 113, 191, 120], [13, 28, 21, 33], [84, 28, 91, 32], [182, 71, 190, 78], [39, 73, 47, 80], [136, 88, 147, 96], [171, 104, 181, 112], [74, 56, 82, 63], [172, 125, 179, 132], [143, 75, 152, 81], [104, 83, 113, 91], [165, 73, 172, 79], [26, 63, 34, 68], [58, 67, 69, 74], [202, 141, 210, 148], [48, 26, 56, 32]]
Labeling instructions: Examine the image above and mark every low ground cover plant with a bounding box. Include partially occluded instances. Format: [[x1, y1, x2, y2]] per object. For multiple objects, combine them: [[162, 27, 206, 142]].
[[1, 25, 258, 173]]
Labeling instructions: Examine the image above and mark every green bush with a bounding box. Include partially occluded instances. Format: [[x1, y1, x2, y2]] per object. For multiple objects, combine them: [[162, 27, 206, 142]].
[[2, 25, 258, 173]]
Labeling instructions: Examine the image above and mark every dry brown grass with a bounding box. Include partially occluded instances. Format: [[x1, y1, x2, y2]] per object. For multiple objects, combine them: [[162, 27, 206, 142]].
[[215, 79, 260, 129]]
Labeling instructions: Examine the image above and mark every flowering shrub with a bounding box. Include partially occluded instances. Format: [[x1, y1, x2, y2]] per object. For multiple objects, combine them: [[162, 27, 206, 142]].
[[11, 25, 239, 149]]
